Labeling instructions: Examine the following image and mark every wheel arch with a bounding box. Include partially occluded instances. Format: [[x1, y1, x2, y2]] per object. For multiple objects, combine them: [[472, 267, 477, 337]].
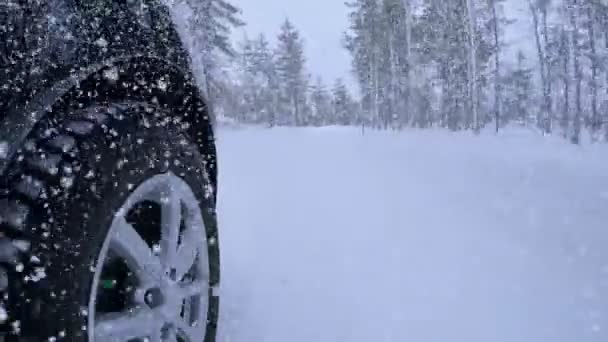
[[0, 56, 218, 197]]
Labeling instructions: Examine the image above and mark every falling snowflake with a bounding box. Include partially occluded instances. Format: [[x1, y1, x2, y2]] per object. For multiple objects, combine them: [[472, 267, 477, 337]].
[[157, 79, 169, 91], [103, 67, 119, 82], [0, 141, 8, 159], [0, 307, 7, 323], [95, 37, 109, 48]]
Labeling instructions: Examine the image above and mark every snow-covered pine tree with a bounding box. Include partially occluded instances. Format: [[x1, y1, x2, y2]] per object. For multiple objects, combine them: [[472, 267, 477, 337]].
[[332, 78, 356, 126], [378, 0, 408, 129], [345, 0, 382, 128], [175, 0, 243, 107], [346, 0, 412, 129], [223, 36, 259, 122], [418, 0, 490, 131], [252, 34, 280, 126], [310, 76, 333, 126], [345, 0, 492, 131], [275, 19, 308, 126], [237, 34, 281, 125]]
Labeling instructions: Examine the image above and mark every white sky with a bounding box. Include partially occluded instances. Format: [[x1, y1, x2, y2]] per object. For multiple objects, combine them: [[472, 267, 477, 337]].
[[231, 0, 536, 91], [503, 0, 536, 62]]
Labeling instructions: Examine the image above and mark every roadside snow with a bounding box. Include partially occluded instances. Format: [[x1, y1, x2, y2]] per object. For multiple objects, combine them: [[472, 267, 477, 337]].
[[217, 126, 608, 342]]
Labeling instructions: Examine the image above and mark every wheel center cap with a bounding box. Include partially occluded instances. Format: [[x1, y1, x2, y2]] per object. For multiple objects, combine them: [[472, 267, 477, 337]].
[[144, 288, 164, 309]]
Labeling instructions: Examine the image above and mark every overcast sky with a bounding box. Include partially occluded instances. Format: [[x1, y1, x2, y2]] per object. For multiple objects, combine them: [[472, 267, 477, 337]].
[[231, 0, 536, 91], [503, 0, 536, 60], [231, 0, 354, 87]]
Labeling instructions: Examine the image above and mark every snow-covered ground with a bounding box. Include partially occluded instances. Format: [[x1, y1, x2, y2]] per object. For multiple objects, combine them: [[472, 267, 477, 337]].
[[216, 126, 608, 342]]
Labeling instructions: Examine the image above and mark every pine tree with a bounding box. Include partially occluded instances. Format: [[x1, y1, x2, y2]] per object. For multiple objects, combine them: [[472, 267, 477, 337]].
[[419, 0, 490, 130], [233, 36, 258, 123], [345, 0, 382, 128], [250, 34, 280, 125], [178, 0, 243, 101], [310, 77, 332, 126], [346, 0, 414, 129], [276, 19, 308, 126], [332, 79, 356, 126], [379, 0, 409, 128]]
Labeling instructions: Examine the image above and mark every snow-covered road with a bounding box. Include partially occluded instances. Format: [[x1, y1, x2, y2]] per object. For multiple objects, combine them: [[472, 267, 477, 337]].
[[216, 127, 608, 342]]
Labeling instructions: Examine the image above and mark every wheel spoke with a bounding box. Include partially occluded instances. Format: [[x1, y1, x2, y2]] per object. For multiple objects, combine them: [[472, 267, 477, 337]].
[[110, 217, 162, 285], [177, 280, 207, 300], [160, 185, 182, 269], [94, 307, 158, 341], [174, 228, 203, 281], [174, 318, 200, 342], [149, 330, 163, 342], [163, 326, 177, 341]]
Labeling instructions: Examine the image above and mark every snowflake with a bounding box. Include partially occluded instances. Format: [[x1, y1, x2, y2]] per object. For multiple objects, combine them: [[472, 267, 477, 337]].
[[103, 67, 119, 82], [95, 37, 109, 48], [0, 141, 8, 159]]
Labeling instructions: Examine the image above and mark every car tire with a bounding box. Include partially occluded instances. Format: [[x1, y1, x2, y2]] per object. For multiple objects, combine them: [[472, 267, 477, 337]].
[[0, 102, 219, 341]]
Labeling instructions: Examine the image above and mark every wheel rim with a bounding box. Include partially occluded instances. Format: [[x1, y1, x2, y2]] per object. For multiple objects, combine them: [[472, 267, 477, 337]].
[[88, 173, 209, 342]]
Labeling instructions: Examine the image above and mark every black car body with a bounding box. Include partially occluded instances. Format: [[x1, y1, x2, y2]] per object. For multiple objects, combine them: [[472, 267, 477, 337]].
[[0, 2, 220, 340], [0, 0, 217, 191]]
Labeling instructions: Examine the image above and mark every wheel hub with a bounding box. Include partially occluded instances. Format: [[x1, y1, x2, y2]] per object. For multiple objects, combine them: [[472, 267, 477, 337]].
[[144, 288, 163, 309]]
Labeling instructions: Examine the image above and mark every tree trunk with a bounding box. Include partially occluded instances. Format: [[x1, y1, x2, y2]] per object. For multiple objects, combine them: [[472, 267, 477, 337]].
[[466, 0, 479, 134], [294, 93, 300, 126], [541, 6, 553, 134], [587, 3, 599, 139], [570, 1, 582, 144], [528, 0, 550, 134], [560, 27, 570, 139], [490, 0, 502, 133], [403, 0, 413, 128], [603, 7, 608, 140], [389, 27, 398, 129]]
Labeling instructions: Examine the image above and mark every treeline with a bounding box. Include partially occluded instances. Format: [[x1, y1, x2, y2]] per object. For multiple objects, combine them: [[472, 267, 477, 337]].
[[179, 0, 608, 144], [345, 0, 608, 143], [176, 0, 359, 127], [216, 21, 359, 127]]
